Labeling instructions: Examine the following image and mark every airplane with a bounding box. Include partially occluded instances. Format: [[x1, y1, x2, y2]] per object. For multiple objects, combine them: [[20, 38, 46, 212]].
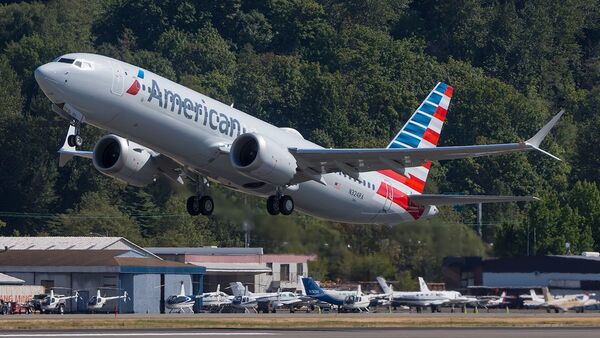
[[165, 281, 196, 313], [521, 289, 547, 308], [538, 288, 599, 313], [40, 289, 79, 314], [229, 282, 302, 313], [302, 277, 374, 312], [376, 276, 477, 312], [476, 291, 507, 309], [34, 53, 563, 225], [87, 289, 128, 312], [197, 284, 232, 311]]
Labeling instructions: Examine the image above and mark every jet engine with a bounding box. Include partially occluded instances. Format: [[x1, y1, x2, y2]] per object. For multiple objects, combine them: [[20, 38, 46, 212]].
[[92, 135, 159, 187], [230, 133, 297, 186]]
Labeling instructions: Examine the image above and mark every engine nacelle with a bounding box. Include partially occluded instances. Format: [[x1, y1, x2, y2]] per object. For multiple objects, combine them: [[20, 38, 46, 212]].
[[230, 133, 297, 186], [92, 135, 159, 187]]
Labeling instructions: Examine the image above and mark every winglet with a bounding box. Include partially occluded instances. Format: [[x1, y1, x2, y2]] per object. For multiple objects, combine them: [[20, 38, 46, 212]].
[[525, 109, 564, 160]]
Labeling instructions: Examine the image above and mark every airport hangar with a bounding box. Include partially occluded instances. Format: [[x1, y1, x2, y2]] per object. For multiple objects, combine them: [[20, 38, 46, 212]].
[[443, 254, 600, 296], [0, 237, 205, 313], [147, 247, 316, 293]]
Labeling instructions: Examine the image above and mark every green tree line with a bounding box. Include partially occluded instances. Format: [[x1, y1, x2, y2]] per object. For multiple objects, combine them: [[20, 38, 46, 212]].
[[0, 0, 598, 284]]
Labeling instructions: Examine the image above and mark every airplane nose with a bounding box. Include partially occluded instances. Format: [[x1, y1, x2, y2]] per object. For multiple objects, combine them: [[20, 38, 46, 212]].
[[35, 63, 63, 103], [34, 63, 56, 83]]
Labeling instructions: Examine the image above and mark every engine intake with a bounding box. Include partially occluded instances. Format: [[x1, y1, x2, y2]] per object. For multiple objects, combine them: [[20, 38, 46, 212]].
[[230, 133, 297, 186], [92, 135, 159, 187]]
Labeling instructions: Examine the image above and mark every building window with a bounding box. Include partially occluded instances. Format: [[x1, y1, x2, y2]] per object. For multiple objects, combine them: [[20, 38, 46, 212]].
[[297, 263, 304, 277], [280, 264, 290, 281], [40, 280, 54, 293], [266, 262, 273, 276]]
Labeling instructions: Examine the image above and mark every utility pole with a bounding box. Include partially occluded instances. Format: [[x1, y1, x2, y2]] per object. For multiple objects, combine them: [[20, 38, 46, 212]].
[[476, 203, 482, 237], [243, 221, 250, 248]]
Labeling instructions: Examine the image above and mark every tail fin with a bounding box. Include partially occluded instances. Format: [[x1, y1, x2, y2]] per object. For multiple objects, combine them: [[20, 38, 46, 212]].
[[229, 282, 246, 297], [376, 276, 392, 294], [179, 281, 186, 296], [418, 277, 430, 292], [530, 289, 540, 301], [499, 291, 506, 301], [382, 82, 453, 193], [296, 275, 307, 296], [357, 284, 363, 296], [542, 287, 551, 302], [302, 277, 325, 298]]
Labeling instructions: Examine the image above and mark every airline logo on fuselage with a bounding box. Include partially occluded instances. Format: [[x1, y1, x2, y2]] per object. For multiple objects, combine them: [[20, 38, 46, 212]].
[[143, 79, 247, 138]]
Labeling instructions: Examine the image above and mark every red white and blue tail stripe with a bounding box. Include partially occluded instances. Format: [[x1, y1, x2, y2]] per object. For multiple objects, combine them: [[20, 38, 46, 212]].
[[380, 82, 453, 194]]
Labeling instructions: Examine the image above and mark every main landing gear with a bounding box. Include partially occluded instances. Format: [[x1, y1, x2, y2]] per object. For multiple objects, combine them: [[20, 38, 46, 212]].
[[266, 191, 294, 216], [186, 176, 214, 216], [66, 120, 83, 147]]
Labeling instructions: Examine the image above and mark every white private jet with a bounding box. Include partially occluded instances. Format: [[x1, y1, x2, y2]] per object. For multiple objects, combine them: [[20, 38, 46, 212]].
[[87, 289, 128, 312], [35, 53, 562, 224]]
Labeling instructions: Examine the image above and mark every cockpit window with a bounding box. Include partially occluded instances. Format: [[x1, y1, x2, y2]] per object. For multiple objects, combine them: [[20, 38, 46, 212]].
[[57, 58, 75, 64], [73, 59, 93, 70]]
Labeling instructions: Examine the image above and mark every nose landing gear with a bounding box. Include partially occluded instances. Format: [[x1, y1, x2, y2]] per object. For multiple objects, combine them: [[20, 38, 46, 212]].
[[66, 120, 83, 147]]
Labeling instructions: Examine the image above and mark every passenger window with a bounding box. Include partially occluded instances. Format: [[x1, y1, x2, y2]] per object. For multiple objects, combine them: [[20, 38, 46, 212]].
[[74, 61, 82, 67]]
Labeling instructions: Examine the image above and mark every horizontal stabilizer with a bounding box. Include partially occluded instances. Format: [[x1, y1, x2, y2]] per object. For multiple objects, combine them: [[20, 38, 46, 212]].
[[409, 194, 539, 206]]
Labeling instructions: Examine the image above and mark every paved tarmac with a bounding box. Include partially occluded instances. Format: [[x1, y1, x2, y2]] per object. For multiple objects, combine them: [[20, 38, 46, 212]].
[[1, 328, 600, 338]]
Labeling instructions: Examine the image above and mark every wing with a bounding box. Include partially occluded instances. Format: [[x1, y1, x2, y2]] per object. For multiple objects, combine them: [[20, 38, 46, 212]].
[[409, 194, 539, 206], [290, 110, 563, 183]]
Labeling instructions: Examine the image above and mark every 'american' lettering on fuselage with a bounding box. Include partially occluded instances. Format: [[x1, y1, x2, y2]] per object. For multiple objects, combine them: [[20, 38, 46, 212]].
[[147, 79, 247, 139]]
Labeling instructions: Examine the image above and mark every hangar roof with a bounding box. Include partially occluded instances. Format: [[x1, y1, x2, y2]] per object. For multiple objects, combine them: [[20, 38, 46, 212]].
[[0, 250, 204, 275], [0, 236, 157, 258], [147, 247, 264, 255]]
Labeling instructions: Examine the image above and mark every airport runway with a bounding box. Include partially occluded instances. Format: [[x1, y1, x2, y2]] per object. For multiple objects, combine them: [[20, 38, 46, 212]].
[[1, 328, 600, 338]]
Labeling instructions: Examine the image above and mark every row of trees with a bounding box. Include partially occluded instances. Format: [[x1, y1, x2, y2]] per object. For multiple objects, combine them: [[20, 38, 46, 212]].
[[0, 0, 599, 283]]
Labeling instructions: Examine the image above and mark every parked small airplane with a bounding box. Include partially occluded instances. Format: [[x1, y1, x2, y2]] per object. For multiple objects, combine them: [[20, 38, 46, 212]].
[[302, 277, 376, 312], [538, 288, 599, 313], [229, 282, 302, 313], [476, 291, 507, 309], [40, 289, 79, 314], [87, 289, 128, 311], [35, 53, 563, 226], [197, 284, 232, 311], [521, 289, 547, 308], [165, 282, 196, 313], [376, 276, 477, 312]]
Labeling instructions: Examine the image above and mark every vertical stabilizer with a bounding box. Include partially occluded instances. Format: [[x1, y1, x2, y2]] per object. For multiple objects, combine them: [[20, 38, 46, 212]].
[[376, 276, 392, 294], [382, 82, 453, 194], [418, 277, 430, 292]]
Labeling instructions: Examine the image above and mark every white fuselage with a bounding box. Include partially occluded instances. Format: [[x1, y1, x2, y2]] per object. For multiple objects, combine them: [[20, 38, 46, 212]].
[[35, 53, 438, 225]]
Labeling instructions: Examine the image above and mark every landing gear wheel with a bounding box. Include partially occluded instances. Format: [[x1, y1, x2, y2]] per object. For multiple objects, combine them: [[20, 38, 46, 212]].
[[267, 196, 280, 215], [199, 196, 214, 216], [279, 195, 294, 215], [186, 196, 202, 216], [187, 196, 214, 216], [74, 134, 83, 147], [67, 135, 76, 147]]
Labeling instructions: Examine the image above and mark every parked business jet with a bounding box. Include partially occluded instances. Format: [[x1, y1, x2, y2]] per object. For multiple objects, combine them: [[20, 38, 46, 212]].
[[35, 53, 563, 224]]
